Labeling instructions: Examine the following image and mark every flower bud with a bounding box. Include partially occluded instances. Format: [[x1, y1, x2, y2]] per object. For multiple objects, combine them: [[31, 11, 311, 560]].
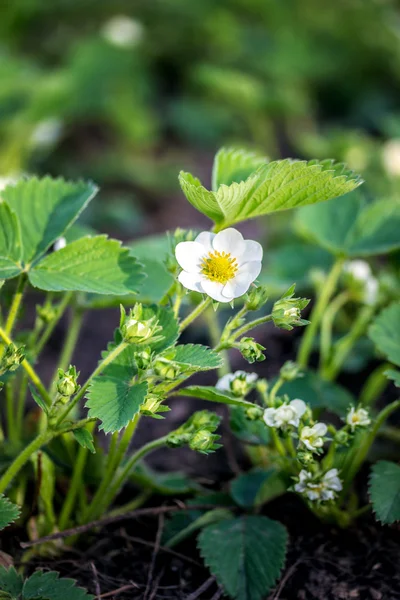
[[140, 393, 170, 419], [153, 360, 180, 380], [120, 304, 161, 344], [272, 285, 310, 331], [280, 361, 302, 382], [189, 430, 220, 454], [57, 366, 79, 399], [245, 405, 264, 420], [334, 430, 350, 446], [297, 451, 315, 466], [134, 348, 152, 370], [256, 378, 269, 395], [239, 337, 266, 364], [36, 303, 57, 324], [0, 344, 25, 374], [245, 285, 269, 311]]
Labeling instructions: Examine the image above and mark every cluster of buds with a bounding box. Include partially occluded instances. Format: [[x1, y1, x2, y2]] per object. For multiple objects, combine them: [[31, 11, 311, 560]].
[[238, 337, 266, 364], [0, 343, 25, 375], [279, 360, 302, 382], [245, 284, 269, 311], [272, 285, 310, 330], [216, 370, 258, 397], [56, 365, 80, 404], [120, 304, 163, 344], [153, 357, 181, 381], [167, 410, 221, 454], [134, 348, 152, 371], [140, 393, 170, 419]]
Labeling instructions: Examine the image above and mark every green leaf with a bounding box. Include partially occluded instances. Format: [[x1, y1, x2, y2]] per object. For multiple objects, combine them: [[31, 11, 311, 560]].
[[0, 495, 20, 531], [368, 303, 400, 367], [296, 192, 400, 257], [385, 369, 400, 387], [29, 235, 145, 294], [86, 378, 147, 434], [0, 566, 23, 597], [280, 369, 354, 416], [181, 155, 362, 228], [31, 451, 56, 527], [370, 461, 400, 524], [176, 385, 258, 409], [1, 177, 98, 264], [29, 384, 49, 415], [131, 463, 202, 495], [212, 147, 267, 190], [129, 234, 174, 303], [230, 405, 270, 445], [0, 202, 23, 279], [198, 515, 288, 600], [170, 345, 222, 371], [72, 428, 96, 453], [22, 570, 94, 600], [140, 305, 179, 353], [230, 468, 287, 508]]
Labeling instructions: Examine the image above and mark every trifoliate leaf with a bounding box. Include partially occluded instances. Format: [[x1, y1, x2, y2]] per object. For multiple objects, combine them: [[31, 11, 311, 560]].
[[368, 303, 400, 367], [296, 192, 400, 257], [86, 378, 147, 434], [370, 461, 400, 524], [170, 345, 222, 371], [212, 147, 267, 190], [0, 566, 23, 597], [29, 235, 145, 294], [22, 569, 94, 600], [180, 155, 361, 229], [0, 495, 20, 531], [176, 385, 258, 409], [0, 202, 23, 279], [1, 177, 98, 264], [72, 428, 96, 453], [198, 515, 288, 600], [385, 369, 400, 387]]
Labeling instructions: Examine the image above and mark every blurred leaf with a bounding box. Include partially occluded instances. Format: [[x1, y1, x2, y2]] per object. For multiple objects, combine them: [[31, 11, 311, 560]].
[[0, 202, 22, 279], [370, 461, 400, 524], [0, 495, 20, 531], [230, 405, 270, 445], [177, 385, 258, 408], [368, 302, 400, 366], [129, 235, 174, 303], [29, 236, 145, 294], [72, 428, 95, 453], [385, 369, 400, 387], [230, 468, 287, 508]]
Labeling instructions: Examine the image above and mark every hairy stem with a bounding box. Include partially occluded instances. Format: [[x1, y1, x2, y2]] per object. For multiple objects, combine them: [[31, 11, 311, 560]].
[[319, 291, 349, 372], [179, 297, 212, 332], [4, 274, 27, 337], [35, 292, 74, 357]]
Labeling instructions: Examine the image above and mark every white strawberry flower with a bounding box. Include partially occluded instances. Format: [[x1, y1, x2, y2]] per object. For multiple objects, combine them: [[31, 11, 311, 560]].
[[264, 399, 307, 429], [346, 406, 371, 431], [295, 468, 342, 501], [102, 15, 144, 48], [343, 260, 378, 305], [175, 228, 263, 303], [216, 370, 258, 397], [300, 422, 327, 451]]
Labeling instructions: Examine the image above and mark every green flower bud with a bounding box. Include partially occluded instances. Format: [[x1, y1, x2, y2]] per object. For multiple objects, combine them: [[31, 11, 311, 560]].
[[239, 337, 266, 364], [0, 344, 25, 375], [190, 410, 220, 431], [334, 430, 350, 446], [297, 451, 315, 466], [134, 348, 152, 370], [272, 285, 310, 331], [245, 405, 264, 420], [189, 430, 220, 454], [153, 360, 180, 380], [57, 365, 79, 399], [36, 303, 57, 324], [120, 304, 162, 344], [140, 393, 170, 419], [166, 432, 191, 448], [256, 378, 269, 395], [280, 360, 302, 382], [245, 285, 269, 311]]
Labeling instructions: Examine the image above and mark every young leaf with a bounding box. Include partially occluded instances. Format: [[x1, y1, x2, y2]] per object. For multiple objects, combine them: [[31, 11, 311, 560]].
[[72, 427, 96, 453], [171, 345, 222, 371], [212, 147, 267, 190], [29, 236, 145, 295], [0, 202, 23, 279], [0, 495, 20, 531], [198, 515, 288, 600], [29, 383, 49, 414], [1, 177, 98, 264], [86, 378, 147, 434], [22, 570, 94, 600], [176, 385, 258, 409], [385, 369, 400, 387], [368, 303, 400, 367], [0, 566, 23, 597], [370, 461, 400, 524]]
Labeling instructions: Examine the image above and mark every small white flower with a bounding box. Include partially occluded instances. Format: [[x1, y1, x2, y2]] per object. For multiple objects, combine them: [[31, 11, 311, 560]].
[[382, 139, 400, 176], [300, 422, 327, 451], [53, 237, 67, 251], [175, 228, 263, 303], [294, 468, 342, 502], [216, 371, 257, 397], [343, 260, 378, 305], [30, 118, 63, 148], [346, 406, 371, 431], [264, 399, 306, 429], [102, 15, 144, 48]]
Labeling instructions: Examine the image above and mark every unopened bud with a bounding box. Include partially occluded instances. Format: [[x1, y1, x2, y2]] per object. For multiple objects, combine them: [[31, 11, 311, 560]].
[[245, 285, 269, 311], [189, 430, 220, 454], [334, 430, 350, 446], [140, 393, 169, 418], [153, 360, 180, 380], [120, 304, 161, 343], [239, 337, 266, 364], [245, 405, 264, 420], [134, 348, 152, 370], [272, 285, 309, 331], [280, 361, 302, 382], [0, 344, 25, 374], [297, 451, 314, 466], [56, 366, 79, 399]]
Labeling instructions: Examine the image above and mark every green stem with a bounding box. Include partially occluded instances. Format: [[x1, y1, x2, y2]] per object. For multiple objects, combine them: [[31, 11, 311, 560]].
[[160, 282, 177, 306], [58, 422, 95, 530], [49, 308, 83, 396], [179, 297, 212, 332], [205, 308, 230, 377], [319, 291, 349, 372], [322, 305, 374, 381], [0, 327, 51, 407], [55, 341, 129, 426], [6, 383, 16, 443], [298, 258, 345, 368], [216, 314, 273, 350], [269, 377, 284, 404], [4, 274, 27, 337], [359, 362, 391, 407], [15, 373, 28, 439], [35, 292, 73, 357], [341, 399, 400, 497]]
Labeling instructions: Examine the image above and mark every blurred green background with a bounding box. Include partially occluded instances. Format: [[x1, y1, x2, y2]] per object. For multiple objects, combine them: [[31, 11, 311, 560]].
[[1, 0, 400, 238]]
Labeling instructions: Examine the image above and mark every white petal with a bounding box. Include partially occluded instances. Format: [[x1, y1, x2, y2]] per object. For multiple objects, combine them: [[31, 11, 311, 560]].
[[175, 241, 205, 273], [201, 279, 232, 302], [263, 408, 277, 427], [195, 231, 215, 253], [212, 228, 245, 256], [290, 399, 307, 418], [321, 490, 335, 501], [328, 478, 342, 492], [216, 373, 233, 391], [240, 261, 262, 281], [313, 423, 327, 436], [178, 271, 203, 293], [222, 272, 253, 299], [239, 240, 263, 264]]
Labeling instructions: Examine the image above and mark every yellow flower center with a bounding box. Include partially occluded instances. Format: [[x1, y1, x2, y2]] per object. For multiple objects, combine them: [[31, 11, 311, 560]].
[[201, 251, 238, 284]]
